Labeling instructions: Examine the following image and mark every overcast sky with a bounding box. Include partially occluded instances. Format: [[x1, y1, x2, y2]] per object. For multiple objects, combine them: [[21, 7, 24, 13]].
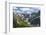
[[13, 7, 40, 14]]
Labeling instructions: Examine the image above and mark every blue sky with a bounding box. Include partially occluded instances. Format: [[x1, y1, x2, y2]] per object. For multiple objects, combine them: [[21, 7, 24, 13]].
[[13, 7, 40, 14]]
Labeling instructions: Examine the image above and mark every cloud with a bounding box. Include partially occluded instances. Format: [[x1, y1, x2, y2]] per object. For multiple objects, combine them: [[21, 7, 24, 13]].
[[13, 7, 40, 14]]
